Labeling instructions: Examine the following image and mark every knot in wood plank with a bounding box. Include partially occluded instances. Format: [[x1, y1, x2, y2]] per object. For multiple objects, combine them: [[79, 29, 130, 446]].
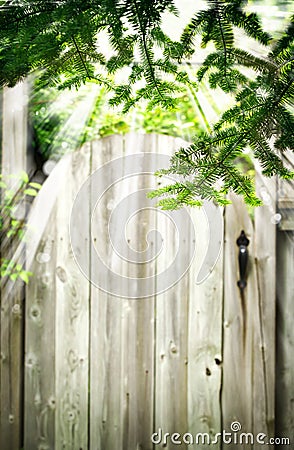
[[56, 266, 68, 283]]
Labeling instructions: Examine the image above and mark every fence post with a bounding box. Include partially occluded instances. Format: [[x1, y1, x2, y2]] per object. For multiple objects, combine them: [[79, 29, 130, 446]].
[[275, 152, 294, 445], [0, 82, 29, 450], [222, 178, 276, 448]]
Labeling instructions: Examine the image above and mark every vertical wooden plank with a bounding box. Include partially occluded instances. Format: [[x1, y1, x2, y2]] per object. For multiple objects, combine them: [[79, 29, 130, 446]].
[[90, 134, 156, 450], [1, 82, 28, 450], [187, 205, 223, 449], [276, 230, 294, 445], [120, 293, 155, 450], [276, 153, 294, 445], [0, 277, 25, 450], [90, 135, 125, 450], [1, 83, 28, 176], [254, 172, 276, 440], [222, 190, 276, 449], [24, 155, 73, 449], [120, 296, 155, 450], [24, 215, 57, 450], [55, 145, 90, 449], [120, 134, 155, 450], [24, 147, 90, 449], [155, 283, 189, 450], [154, 135, 189, 449], [222, 195, 256, 444]]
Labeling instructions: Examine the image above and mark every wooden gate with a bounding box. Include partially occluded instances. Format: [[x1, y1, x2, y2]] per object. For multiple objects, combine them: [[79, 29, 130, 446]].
[[8, 133, 276, 450]]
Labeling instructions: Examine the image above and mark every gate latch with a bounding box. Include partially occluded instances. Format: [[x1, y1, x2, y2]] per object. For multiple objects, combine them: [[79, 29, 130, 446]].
[[236, 230, 249, 292]]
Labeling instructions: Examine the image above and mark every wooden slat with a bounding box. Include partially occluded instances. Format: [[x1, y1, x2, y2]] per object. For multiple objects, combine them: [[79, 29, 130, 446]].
[[90, 136, 125, 450], [154, 135, 189, 449], [54, 145, 91, 449], [0, 277, 25, 450], [276, 151, 294, 443], [24, 146, 91, 449], [90, 134, 157, 449], [24, 154, 73, 449], [155, 282, 189, 450], [222, 195, 256, 443], [1, 83, 28, 177], [24, 213, 57, 449], [120, 296, 155, 450], [254, 172, 276, 439], [277, 150, 294, 230], [23, 155, 76, 448], [222, 191, 276, 448], [120, 134, 155, 450], [276, 230, 294, 445], [187, 205, 223, 449], [1, 82, 28, 450]]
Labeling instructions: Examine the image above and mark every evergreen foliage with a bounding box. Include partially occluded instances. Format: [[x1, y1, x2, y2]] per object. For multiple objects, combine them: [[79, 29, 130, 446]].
[[0, 0, 293, 207]]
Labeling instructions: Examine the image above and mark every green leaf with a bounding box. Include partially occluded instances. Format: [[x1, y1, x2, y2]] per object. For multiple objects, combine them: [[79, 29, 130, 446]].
[[28, 182, 42, 190], [24, 188, 38, 197], [18, 229, 25, 240], [11, 219, 20, 228], [19, 271, 32, 284], [10, 273, 19, 281], [19, 171, 29, 184]]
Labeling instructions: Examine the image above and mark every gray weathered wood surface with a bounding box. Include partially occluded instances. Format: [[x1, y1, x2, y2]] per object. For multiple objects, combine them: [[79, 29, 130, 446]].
[[276, 230, 294, 447], [222, 183, 276, 449], [276, 150, 294, 447], [187, 205, 223, 450], [1, 82, 29, 450], [1, 133, 289, 449]]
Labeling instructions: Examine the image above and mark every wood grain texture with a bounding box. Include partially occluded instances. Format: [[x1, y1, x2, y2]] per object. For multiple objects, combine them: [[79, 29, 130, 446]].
[[24, 145, 91, 449], [24, 155, 74, 449], [90, 134, 156, 450], [254, 171, 276, 440], [276, 153, 294, 447], [276, 230, 294, 447], [187, 206, 223, 450], [222, 190, 276, 449], [1, 82, 28, 450], [1, 83, 28, 178], [55, 145, 91, 449], [120, 134, 155, 450], [24, 153, 71, 449], [154, 135, 190, 450], [25, 213, 57, 450], [222, 194, 256, 444], [1, 133, 283, 449], [90, 136, 125, 450]]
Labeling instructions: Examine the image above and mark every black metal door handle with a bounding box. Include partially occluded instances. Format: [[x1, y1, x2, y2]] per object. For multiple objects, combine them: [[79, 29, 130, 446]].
[[236, 230, 249, 291]]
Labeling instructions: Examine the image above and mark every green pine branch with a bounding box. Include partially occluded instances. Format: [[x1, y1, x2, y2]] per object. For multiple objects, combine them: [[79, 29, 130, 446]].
[[0, 0, 293, 207]]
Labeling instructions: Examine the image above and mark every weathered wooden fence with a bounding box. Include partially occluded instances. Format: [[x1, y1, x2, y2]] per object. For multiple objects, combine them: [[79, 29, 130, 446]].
[[1, 86, 293, 450], [19, 135, 278, 449]]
